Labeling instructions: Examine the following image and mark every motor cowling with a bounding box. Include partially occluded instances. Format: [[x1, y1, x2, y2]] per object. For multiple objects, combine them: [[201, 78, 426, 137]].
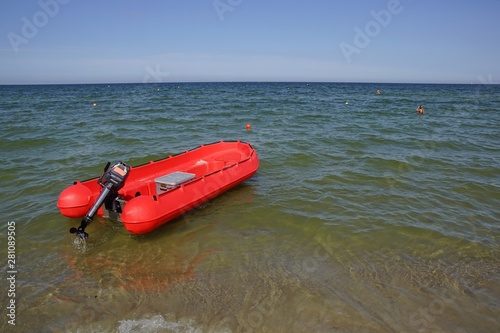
[[98, 161, 129, 191]]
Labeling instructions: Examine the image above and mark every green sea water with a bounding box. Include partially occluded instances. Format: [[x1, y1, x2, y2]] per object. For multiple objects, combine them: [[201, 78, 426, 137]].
[[0, 82, 499, 332]]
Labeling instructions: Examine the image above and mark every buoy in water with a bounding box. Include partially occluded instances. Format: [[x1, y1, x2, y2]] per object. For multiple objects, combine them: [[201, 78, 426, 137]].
[[92, 103, 97, 107], [345, 102, 349, 105], [246, 124, 251, 130]]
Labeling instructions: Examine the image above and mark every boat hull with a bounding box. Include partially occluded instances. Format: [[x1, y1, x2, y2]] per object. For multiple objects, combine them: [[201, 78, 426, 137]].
[[57, 141, 259, 234]]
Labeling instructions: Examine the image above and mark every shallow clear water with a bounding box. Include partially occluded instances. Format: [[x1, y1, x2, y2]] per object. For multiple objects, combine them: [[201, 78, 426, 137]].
[[0, 82, 499, 332]]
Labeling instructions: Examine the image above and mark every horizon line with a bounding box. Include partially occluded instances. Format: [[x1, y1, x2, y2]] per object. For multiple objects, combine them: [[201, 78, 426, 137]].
[[1, 80, 498, 86]]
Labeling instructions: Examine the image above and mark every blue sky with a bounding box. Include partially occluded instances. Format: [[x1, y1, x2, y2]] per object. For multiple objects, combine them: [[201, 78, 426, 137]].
[[1, 0, 499, 84]]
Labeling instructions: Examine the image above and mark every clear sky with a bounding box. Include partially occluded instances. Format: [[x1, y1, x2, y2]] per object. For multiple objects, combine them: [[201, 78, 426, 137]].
[[1, 0, 499, 84]]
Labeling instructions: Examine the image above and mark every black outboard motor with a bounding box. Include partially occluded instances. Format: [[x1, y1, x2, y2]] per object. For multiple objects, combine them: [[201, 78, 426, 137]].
[[70, 161, 130, 239]]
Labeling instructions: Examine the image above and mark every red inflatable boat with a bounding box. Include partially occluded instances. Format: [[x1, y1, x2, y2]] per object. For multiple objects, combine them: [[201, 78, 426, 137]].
[[57, 141, 259, 236]]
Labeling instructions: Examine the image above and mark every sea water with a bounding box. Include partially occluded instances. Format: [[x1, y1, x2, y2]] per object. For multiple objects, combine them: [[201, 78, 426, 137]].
[[0, 82, 499, 332]]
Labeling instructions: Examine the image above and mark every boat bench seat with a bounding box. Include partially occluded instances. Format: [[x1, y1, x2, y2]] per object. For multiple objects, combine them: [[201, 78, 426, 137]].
[[154, 171, 196, 194]]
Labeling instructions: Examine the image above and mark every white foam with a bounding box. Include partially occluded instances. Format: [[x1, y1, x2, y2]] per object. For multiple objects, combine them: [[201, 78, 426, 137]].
[[117, 314, 198, 333], [73, 236, 87, 253]]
